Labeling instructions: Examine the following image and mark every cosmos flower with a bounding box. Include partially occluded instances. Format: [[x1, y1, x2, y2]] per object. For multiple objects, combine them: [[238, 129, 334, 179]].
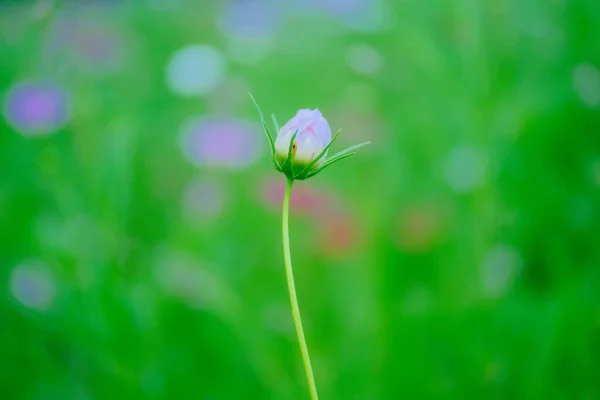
[[3, 81, 69, 136], [275, 109, 332, 168], [250, 94, 369, 181], [250, 94, 370, 398]]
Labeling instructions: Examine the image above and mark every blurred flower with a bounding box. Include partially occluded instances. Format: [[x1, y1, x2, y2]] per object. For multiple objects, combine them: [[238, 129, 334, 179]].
[[481, 244, 523, 299], [275, 109, 332, 167], [573, 63, 600, 108], [166, 45, 226, 97], [259, 178, 360, 256], [346, 44, 383, 76], [444, 145, 487, 193], [3, 81, 69, 136], [44, 17, 126, 77], [218, 0, 280, 39], [182, 177, 228, 224], [259, 178, 333, 216], [318, 214, 359, 257], [10, 260, 56, 311], [71, 26, 126, 76], [180, 116, 261, 169]]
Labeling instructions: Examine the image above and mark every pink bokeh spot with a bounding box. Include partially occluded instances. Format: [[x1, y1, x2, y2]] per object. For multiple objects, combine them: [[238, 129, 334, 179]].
[[396, 204, 445, 253], [318, 216, 359, 258], [258, 177, 360, 257], [260, 178, 333, 217]]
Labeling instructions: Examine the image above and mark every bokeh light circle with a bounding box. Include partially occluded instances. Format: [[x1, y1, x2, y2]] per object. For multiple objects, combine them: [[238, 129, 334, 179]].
[[10, 260, 56, 311], [3, 81, 69, 136], [166, 45, 226, 97], [180, 116, 261, 169]]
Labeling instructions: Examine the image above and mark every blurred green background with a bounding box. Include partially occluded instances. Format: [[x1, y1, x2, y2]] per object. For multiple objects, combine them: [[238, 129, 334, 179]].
[[1, 0, 599, 399]]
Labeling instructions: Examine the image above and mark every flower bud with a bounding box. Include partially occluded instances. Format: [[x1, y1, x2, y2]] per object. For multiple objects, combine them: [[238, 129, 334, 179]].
[[250, 93, 369, 181], [275, 109, 332, 169]]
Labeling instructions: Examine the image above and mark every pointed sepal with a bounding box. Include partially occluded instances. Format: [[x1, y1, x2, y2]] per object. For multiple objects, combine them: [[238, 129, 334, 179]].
[[294, 128, 342, 180], [308, 141, 370, 178], [271, 114, 280, 134], [249, 93, 280, 170], [280, 130, 299, 180]]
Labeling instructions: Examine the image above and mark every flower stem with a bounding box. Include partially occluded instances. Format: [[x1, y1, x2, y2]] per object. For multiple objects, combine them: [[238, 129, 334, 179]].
[[282, 178, 319, 400]]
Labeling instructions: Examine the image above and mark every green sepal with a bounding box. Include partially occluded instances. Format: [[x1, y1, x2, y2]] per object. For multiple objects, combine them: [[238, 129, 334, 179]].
[[323, 141, 371, 165], [294, 128, 342, 180], [249, 93, 280, 170], [307, 152, 356, 178], [271, 114, 280, 134], [308, 141, 370, 178], [280, 130, 299, 180], [263, 123, 282, 171]]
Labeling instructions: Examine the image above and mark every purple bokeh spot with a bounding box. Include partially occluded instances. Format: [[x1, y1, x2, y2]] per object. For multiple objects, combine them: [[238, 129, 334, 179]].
[[75, 28, 124, 71], [43, 17, 126, 77], [219, 0, 280, 38], [4, 82, 69, 136], [10, 261, 55, 310], [181, 117, 261, 169]]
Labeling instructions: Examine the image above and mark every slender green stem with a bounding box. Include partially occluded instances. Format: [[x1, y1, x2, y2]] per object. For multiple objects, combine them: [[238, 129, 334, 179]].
[[282, 178, 319, 400]]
